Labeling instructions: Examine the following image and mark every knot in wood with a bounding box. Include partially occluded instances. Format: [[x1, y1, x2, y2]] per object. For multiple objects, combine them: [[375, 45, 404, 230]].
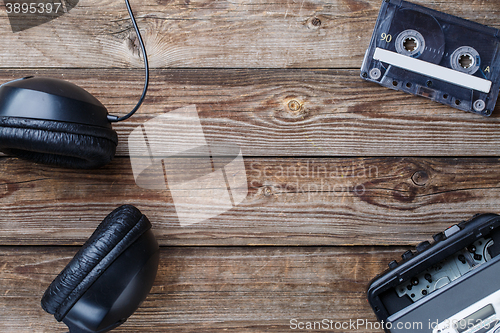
[[411, 171, 429, 186], [263, 186, 272, 197], [311, 18, 321, 27], [287, 100, 301, 112]]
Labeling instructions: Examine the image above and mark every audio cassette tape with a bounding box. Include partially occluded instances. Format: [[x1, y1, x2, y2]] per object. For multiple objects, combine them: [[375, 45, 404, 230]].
[[360, 0, 500, 116], [367, 213, 500, 333]]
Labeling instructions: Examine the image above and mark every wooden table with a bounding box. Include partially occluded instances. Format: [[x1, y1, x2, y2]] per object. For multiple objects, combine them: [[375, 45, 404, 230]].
[[1, 0, 500, 332]]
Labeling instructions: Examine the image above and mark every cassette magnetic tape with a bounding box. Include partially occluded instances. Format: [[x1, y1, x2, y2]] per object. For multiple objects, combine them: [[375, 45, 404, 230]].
[[367, 213, 500, 333], [360, 0, 500, 116]]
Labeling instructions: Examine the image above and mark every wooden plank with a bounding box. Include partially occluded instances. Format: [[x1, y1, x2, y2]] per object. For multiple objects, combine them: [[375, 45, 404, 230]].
[[0, 246, 406, 332], [1, 156, 499, 246], [0, 0, 498, 68], [1, 69, 500, 157]]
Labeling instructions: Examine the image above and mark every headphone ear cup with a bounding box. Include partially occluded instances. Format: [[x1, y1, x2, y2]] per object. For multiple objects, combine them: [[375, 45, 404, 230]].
[[41, 205, 156, 322], [0, 117, 118, 169]]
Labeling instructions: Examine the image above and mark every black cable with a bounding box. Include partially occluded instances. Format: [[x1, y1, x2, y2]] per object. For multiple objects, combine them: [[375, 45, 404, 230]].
[[107, 0, 149, 122]]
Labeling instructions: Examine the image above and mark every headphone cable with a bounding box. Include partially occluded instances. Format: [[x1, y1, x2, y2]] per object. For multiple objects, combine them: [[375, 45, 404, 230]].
[[107, 0, 149, 122]]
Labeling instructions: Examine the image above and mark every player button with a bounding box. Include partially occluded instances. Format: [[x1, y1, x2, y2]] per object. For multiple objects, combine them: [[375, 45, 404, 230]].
[[432, 232, 445, 242], [402, 250, 414, 261], [444, 225, 460, 238], [388, 260, 398, 269], [416, 241, 431, 253]]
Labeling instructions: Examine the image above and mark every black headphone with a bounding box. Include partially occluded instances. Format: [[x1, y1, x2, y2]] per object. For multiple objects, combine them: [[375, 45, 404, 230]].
[[41, 205, 160, 333], [0, 0, 149, 169], [0, 2, 159, 332]]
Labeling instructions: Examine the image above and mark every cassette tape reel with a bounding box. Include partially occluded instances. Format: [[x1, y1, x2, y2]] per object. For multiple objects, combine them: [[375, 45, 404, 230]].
[[360, 0, 500, 116]]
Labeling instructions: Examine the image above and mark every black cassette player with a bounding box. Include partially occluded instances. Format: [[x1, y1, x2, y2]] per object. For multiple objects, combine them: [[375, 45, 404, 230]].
[[360, 0, 500, 116], [367, 213, 500, 333]]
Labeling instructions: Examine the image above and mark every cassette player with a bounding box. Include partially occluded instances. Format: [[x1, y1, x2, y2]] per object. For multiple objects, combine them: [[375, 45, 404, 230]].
[[360, 0, 500, 116], [367, 213, 500, 333]]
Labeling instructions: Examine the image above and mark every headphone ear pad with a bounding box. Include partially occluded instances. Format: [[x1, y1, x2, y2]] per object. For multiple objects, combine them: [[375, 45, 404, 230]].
[[0, 117, 118, 169], [41, 205, 153, 321]]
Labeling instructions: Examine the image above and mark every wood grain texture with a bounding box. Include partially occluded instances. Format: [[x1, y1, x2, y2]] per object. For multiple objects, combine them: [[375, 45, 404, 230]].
[[1, 69, 500, 157], [1, 1, 499, 331], [1, 156, 499, 246], [0, 246, 407, 333], [0, 0, 498, 68]]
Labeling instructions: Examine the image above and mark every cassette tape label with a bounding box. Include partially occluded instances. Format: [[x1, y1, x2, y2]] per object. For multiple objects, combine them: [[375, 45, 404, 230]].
[[361, 0, 500, 115], [373, 48, 492, 93]]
